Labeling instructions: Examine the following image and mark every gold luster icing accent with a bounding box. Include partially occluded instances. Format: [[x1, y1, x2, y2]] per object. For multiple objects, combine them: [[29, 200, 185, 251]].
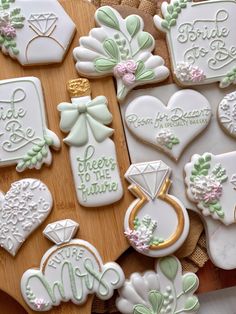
[[129, 179, 185, 250], [67, 78, 91, 97]]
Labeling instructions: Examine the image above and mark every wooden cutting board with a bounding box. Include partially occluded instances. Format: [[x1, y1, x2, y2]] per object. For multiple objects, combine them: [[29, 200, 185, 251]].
[[0, 0, 132, 313], [1, 1, 236, 313]]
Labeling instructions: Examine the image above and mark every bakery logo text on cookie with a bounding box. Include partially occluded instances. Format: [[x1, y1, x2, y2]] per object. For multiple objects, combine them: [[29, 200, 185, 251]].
[[177, 10, 236, 70], [126, 107, 211, 128], [77, 145, 118, 201]]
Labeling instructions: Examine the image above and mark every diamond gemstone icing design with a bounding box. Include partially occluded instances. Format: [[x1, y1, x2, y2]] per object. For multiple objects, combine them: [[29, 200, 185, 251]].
[[125, 161, 170, 200], [28, 13, 57, 35], [43, 219, 79, 245]]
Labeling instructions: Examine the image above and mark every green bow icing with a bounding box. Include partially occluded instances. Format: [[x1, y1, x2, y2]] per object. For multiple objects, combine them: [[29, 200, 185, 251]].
[[58, 96, 114, 146]]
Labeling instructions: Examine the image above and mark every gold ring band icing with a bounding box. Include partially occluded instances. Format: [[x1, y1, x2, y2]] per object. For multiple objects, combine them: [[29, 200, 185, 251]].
[[124, 160, 189, 257], [128, 179, 185, 250]]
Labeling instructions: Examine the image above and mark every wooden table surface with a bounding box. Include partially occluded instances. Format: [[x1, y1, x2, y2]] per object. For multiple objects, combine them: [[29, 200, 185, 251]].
[[1, 0, 236, 313]]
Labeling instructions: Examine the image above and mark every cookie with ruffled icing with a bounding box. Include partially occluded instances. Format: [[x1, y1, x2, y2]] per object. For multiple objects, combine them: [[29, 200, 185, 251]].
[[117, 256, 200, 314], [73, 6, 169, 101]]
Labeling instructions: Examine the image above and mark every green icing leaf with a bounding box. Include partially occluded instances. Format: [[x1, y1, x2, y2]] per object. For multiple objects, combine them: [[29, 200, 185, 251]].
[[133, 304, 152, 314], [161, 0, 190, 30], [2, 3, 10, 9], [136, 69, 155, 81], [184, 296, 200, 312], [208, 202, 225, 218], [171, 137, 180, 144], [167, 4, 174, 13], [161, 20, 170, 30], [96, 7, 120, 30], [16, 136, 54, 171], [221, 67, 236, 86], [148, 290, 163, 314], [159, 256, 178, 281], [95, 58, 117, 72], [103, 39, 119, 61], [10, 8, 20, 16], [183, 274, 198, 293], [126, 15, 141, 37], [135, 60, 145, 77], [190, 154, 211, 181], [166, 142, 173, 149], [137, 32, 154, 50], [45, 135, 53, 146], [11, 47, 19, 55]]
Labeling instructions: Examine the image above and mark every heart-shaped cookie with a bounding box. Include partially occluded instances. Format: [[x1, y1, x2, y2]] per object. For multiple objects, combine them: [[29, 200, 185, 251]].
[[0, 179, 52, 256], [125, 90, 212, 161]]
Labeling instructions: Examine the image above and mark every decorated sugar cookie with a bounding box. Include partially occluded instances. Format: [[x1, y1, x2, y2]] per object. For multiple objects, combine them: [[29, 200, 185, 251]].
[[21, 219, 125, 311], [125, 90, 211, 161], [0, 178, 52, 256], [124, 161, 189, 257], [73, 6, 169, 101], [0, 77, 60, 171], [58, 78, 123, 207], [218, 91, 236, 138], [117, 256, 200, 314], [0, 0, 76, 65], [185, 151, 236, 269], [154, 0, 236, 88], [185, 152, 236, 225]]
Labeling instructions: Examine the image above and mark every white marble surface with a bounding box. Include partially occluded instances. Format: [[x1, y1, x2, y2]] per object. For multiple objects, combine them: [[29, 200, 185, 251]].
[[121, 83, 236, 269], [199, 287, 236, 314], [120, 83, 236, 210]]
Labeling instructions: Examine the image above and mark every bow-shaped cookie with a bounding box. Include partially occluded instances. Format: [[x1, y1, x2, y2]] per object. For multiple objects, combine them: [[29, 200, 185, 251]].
[[58, 96, 114, 146]]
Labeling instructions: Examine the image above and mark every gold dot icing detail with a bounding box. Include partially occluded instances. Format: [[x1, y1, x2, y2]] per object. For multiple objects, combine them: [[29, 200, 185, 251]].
[[67, 78, 91, 97]]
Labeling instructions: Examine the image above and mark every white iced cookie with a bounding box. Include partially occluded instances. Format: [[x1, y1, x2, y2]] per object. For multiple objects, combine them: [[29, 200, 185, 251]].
[[124, 161, 189, 257], [125, 90, 211, 161], [116, 256, 200, 314], [218, 91, 236, 138], [58, 78, 123, 207], [0, 77, 60, 172], [0, 0, 76, 65], [21, 219, 125, 311], [185, 152, 236, 269], [185, 152, 236, 225], [0, 178, 52, 256], [154, 0, 236, 88], [73, 6, 169, 101]]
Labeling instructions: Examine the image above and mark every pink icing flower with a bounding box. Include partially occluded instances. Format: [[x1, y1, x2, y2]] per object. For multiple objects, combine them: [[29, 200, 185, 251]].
[[114, 63, 127, 78], [122, 73, 136, 85], [203, 181, 223, 203], [175, 62, 205, 83], [190, 67, 205, 82], [113, 60, 138, 85], [190, 174, 223, 203], [1, 24, 16, 38], [33, 298, 48, 310], [125, 60, 137, 73], [125, 228, 150, 251]]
